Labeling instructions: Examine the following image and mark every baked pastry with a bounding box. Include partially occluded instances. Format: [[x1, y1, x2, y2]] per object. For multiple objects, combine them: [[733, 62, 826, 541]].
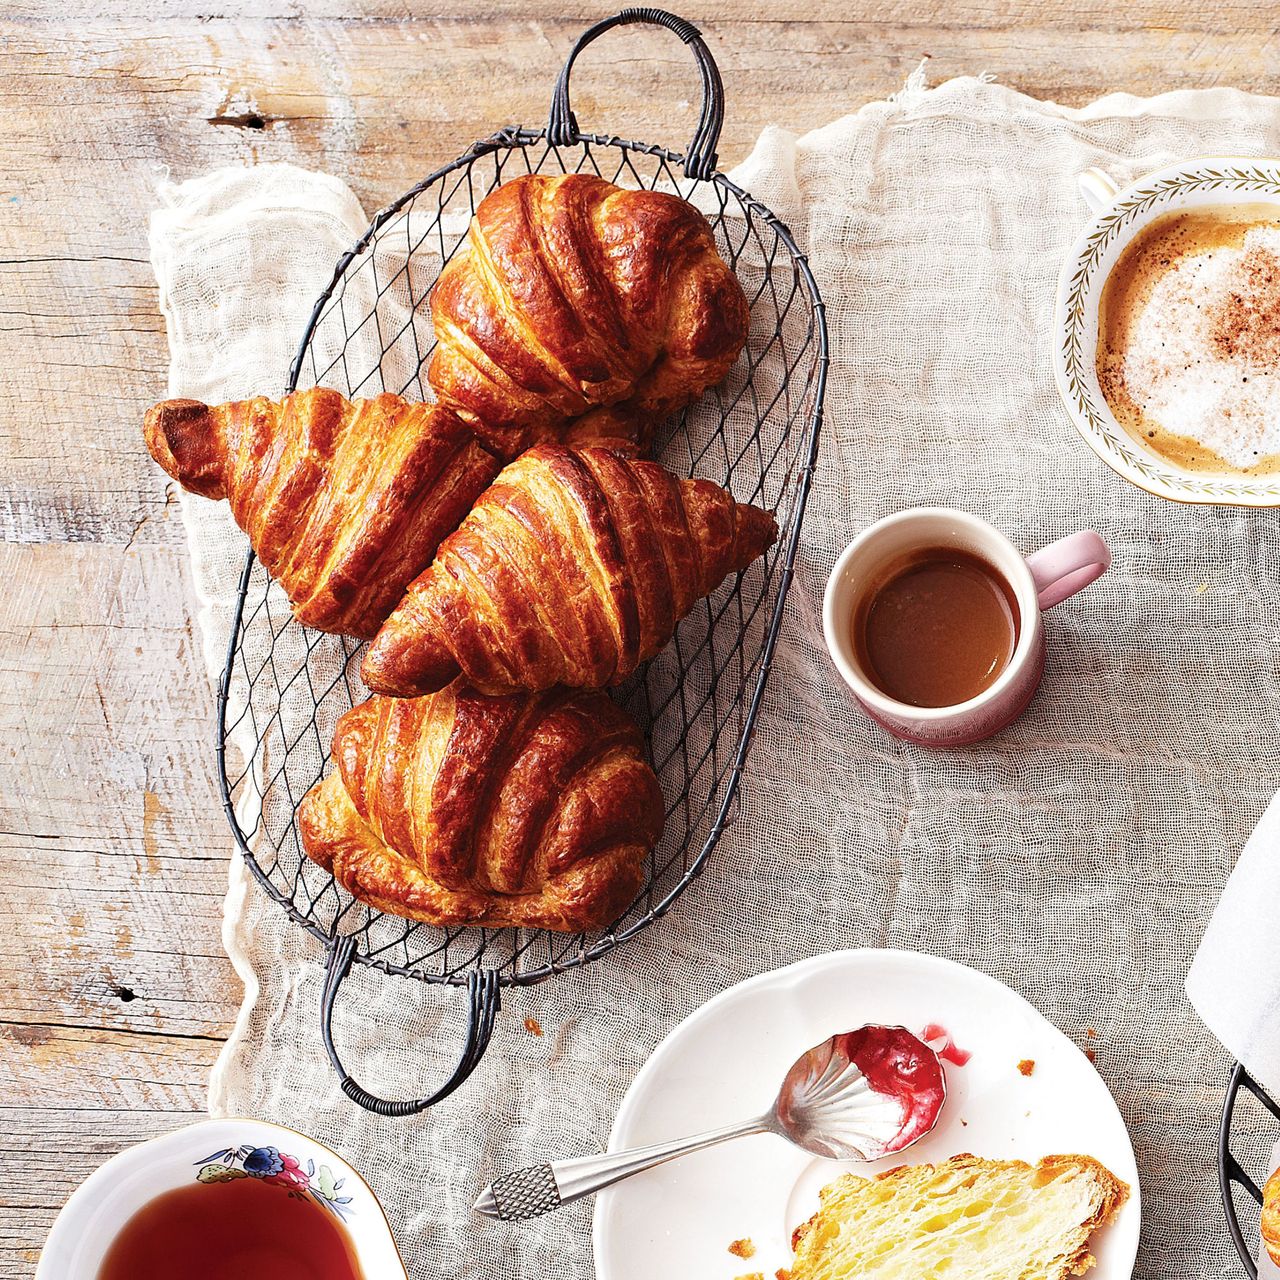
[[144, 389, 499, 637], [427, 172, 749, 459], [144, 175, 748, 637], [298, 681, 664, 931], [790, 1154, 1128, 1280], [361, 444, 778, 698], [1263, 1167, 1280, 1265]]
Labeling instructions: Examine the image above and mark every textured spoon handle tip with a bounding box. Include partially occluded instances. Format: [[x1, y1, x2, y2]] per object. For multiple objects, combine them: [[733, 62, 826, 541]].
[[475, 1164, 561, 1221]]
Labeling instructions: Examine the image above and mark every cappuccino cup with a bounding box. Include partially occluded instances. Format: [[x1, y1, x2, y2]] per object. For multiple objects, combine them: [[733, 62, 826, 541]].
[[1054, 159, 1280, 507]]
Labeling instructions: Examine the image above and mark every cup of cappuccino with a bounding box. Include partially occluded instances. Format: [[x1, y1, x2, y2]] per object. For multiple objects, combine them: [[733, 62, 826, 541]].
[[1053, 159, 1280, 506]]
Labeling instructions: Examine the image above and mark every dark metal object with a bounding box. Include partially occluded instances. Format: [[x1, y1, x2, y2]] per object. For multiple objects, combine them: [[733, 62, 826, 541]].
[[1221, 1063, 1280, 1277], [215, 8, 828, 1114], [319, 936, 501, 1116]]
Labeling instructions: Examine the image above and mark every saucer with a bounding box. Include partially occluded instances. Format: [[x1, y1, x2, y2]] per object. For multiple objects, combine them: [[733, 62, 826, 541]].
[[593, 949, 1140, 1280]]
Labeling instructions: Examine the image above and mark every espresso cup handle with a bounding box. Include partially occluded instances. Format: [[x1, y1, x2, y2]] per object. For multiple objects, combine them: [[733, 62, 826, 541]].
[[1078, 167, 1119, 214], [1025, 531, 1111, 609]]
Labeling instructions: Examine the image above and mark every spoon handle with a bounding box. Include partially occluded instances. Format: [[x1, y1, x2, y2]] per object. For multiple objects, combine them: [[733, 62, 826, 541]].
[[473, 1114, 773, 1221]]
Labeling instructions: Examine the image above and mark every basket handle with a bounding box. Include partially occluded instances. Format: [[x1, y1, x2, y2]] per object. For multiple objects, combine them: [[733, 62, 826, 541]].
[[319, 935, 501, 1116], [547, 8, 725, 180]]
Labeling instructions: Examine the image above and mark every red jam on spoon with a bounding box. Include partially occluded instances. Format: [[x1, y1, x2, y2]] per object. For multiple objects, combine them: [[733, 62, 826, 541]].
[[775, 1024, 950, 1162], [835, 1025, 948, 1155]]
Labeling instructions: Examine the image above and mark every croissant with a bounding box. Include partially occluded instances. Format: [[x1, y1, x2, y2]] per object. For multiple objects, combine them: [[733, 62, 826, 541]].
[[361, 444, 779, 698], [428, 172, 750, 459], [144, 389, 500, 637], [1264, 1168, 1280, 1266], [144, 174, 748, 636], [297, 682, 664, 931]]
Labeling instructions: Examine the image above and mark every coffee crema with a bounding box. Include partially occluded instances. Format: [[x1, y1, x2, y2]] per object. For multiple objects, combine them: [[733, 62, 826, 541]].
[[851, 548, 1018, 709], [1096, 205, 1280, 476]]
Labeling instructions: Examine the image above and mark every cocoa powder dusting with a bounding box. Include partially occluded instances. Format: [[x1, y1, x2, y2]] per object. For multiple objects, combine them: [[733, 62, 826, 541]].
[[1096, 207, 1280, 475], [1209, 245, 1280, 364]]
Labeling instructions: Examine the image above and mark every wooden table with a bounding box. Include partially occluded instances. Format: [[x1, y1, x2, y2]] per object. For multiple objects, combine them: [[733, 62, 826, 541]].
[[1, 1, 1274, 1271]]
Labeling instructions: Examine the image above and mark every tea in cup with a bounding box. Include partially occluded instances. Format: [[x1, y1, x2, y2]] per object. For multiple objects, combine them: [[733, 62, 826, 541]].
[[823, 509, 1110, 745]]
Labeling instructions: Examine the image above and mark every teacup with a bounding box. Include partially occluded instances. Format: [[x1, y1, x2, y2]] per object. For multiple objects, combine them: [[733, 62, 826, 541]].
[[822, 508, 1109, 746], [37, 1116, 407, 1278], [1053, 157, 1280, 506]]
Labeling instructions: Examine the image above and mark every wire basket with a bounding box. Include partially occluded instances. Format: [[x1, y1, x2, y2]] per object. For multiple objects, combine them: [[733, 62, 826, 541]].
[[1221, 1063, 1280, 1276], [216, 7, 827, 1116]]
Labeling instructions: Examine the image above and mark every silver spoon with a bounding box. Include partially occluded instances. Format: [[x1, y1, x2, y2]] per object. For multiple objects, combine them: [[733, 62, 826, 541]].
[[473, 1024, 947, 1222]]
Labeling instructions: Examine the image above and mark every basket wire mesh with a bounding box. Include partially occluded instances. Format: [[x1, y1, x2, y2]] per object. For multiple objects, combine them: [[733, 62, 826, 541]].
[[215, 9, 827, 1110], [1221, 1063, 1280, 1276]]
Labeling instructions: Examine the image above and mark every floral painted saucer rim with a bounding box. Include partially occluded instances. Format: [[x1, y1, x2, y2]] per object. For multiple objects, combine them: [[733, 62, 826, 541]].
[[36, 1115, 407, 1278]]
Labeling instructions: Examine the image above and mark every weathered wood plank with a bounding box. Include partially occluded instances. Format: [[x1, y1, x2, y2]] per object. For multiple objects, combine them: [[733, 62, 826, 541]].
[[0, 1024, 218, 1272], [0, 542, 241, 1037]]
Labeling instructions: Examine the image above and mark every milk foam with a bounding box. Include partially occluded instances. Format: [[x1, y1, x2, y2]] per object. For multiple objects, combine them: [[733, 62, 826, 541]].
[[1121, 224, 1280, 469]]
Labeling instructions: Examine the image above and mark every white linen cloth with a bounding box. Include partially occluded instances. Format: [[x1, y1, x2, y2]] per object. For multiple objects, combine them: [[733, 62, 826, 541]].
[[1189, 792, 1280, 1101], [149, 75, 1280, 1279]]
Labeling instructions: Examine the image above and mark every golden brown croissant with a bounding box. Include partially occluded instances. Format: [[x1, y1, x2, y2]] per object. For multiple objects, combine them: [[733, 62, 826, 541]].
[[297, 682, 664, 931], [1264, 1168, 1280, 1265], [144, 389, 500, 637], [427, 172, 749, 459], [361, 444, 779, 698]]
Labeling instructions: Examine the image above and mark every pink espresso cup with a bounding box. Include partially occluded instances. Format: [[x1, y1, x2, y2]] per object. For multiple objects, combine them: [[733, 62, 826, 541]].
[[822, 508, 1111, 746]]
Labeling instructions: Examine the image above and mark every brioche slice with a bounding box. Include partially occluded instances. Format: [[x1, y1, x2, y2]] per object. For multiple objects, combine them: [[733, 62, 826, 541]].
[[791, 1153, 1128, 1280]]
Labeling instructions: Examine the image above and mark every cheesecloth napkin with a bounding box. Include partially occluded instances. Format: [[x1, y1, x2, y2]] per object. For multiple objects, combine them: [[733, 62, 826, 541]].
[[150, 74, 1280, 1279]]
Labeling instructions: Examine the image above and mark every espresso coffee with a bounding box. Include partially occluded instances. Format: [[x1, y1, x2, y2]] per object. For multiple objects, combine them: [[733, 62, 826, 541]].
[[851, 548, 1018, 709], [1096, 205, 1280, 476]]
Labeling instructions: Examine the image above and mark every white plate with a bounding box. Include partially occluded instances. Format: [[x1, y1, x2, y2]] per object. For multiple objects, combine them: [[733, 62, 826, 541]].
[[593, 949, 1140, 1280]]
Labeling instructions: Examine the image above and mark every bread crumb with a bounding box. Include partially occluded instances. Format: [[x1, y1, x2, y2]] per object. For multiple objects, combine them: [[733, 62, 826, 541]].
[[1086, 1028, 1097, 1038], [728, 1239, 756, 1259], [524, 1017, 543, 1036], [1085, 1047, 1097, 1063], [776, 1271, 792, 1280], [1017, 1058, 1035, 1077], [735, 1274, 764, 1280]]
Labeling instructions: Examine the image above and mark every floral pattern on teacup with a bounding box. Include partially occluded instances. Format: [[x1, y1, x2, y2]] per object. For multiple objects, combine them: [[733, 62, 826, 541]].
[[194, 1143, 355, 1221]]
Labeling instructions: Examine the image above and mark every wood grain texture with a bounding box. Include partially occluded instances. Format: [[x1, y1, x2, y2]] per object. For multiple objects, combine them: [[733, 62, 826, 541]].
[[1, 2, 1274, 1274]]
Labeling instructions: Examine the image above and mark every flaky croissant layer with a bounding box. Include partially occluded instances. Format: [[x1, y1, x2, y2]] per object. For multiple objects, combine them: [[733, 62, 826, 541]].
[[361, 444, 779, 698], [298, 681, 664, 932], [429, 172, 749, 459], [144, 389, 499, 637]]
